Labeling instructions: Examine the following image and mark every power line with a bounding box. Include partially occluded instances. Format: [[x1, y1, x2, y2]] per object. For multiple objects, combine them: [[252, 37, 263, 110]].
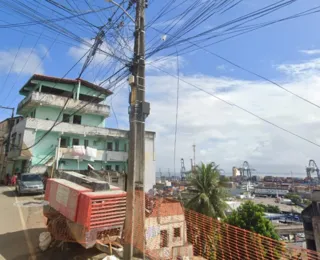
[[149, 29, 320, 111], [0, 7, 111, 29], [202, 50, 320, 110], [146, 4, 320, 61], [8, 28, 62, 106], [149, 63, 320, 149], [20, 64, 129, 151], [3, 27, 46, 105], [1, 36, 25, 90], [20, 49, 91, 151]]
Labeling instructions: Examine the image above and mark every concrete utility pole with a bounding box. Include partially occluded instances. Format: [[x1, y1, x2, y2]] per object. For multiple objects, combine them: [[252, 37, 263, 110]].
[[124, 0, 149, 258]]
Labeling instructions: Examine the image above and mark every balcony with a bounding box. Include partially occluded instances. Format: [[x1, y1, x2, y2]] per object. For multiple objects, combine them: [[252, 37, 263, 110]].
[[24, 118, 129, 138], [107, 151, 128, 162], [59, 147, 128, 162], [17, 92, 110, 117]]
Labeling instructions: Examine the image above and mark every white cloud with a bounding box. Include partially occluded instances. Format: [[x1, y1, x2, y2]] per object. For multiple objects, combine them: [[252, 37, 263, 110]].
[[68, 40, 112, 66], [108, 57, 320, 176], [153, 17, 185, 28], [146, 55, 184, 72], [277, 58, 320, 77], [300, 49, 320, 55], [0, 47, 44, 75], [68, 38, 133, 78], [216, 64, 226, 71]]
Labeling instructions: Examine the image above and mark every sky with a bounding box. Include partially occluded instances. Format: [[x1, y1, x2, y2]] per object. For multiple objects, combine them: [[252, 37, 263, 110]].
[[1, 0, 320, 177]]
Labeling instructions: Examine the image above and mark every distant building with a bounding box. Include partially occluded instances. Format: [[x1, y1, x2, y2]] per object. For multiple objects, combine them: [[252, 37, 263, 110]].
[[145, 198, 193, 259], [254, 187, 289, 197], [251, 175, 261, 182], [232, 166, 240, 177], [264, 176, 274, 182], [302, 190, 320, 251], [4, 74, 156, 191], [0, 116, 23, 181]]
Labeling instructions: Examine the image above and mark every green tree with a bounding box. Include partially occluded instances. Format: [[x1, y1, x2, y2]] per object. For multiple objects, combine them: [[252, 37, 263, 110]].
[[257, 203, 281, 213], [285, 193, 302, 205], [186, 162, 228, 218], [225, 201, 279, 240]]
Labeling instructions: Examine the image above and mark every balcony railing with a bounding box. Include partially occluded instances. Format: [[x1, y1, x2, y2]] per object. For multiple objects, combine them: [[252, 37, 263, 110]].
[[24, 118, 129, 138], [59, 147, 128, 162], [17, 92, 110, 117]]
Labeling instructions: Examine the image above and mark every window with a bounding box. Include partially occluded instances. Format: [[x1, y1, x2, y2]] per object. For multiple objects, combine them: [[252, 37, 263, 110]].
[[73, 115, 82, 124], [72, 138, 79, 146], [11, 133, 16, 150], [30, 110, 36, 118], [60, 137, 68, 148], [112, 177, 119, 183], [107, 142, 113, 151], [62, 114, 70, 123], [115, 165, 120, 172], [124, 143, 127, 152], [84, 140, 89, 148], [106, 165, 112, 170], [21, 174, 42, 182], [160, 230, 168, 248], [115, 141, 119, 151], [173, 228, 181, 241]]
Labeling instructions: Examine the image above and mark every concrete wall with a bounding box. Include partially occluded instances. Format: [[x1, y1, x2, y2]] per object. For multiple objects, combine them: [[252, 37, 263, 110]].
[[31, 80, 108, 100], [6, 117, 156, 183], [32, 131, 58, 165], [33, 106, 105, 127], [145, 215, 187, 258]]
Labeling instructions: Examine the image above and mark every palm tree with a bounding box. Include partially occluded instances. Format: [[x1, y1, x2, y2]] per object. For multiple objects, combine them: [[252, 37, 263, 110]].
[[186, 162, 228, 218]]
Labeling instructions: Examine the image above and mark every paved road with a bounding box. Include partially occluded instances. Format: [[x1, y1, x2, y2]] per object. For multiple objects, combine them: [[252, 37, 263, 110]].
[[0, 185, 102, 260], [0, 185, 47, 260]]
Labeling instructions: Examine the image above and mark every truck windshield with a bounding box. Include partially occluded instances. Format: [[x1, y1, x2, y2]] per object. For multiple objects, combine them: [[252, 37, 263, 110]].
[[21, 175, 42, 182]]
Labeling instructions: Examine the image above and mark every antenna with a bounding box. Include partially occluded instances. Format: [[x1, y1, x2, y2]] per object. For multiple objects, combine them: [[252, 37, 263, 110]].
[[181, 158, 186, 180], [192, 144, 196, 167]]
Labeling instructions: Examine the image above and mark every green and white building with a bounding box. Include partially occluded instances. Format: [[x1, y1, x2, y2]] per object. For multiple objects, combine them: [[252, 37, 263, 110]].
[[6, 74, 156, 190]]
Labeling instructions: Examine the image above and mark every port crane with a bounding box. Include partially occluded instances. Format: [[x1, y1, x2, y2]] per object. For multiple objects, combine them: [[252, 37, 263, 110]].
[[306, 159, 320, 180], [239, 161, 255, 180]]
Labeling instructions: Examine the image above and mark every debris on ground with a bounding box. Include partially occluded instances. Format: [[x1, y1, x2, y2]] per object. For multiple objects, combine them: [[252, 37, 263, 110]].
[[39, 232, 52, 251], [102, 255, 119, 260]]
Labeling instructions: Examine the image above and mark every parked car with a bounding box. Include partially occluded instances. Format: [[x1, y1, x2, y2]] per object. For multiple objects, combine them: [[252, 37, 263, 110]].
[[16, 173, 44, 196]]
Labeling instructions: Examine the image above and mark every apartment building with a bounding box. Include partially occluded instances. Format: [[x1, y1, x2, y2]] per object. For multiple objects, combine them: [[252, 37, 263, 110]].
[[6, 74, 156, 191], [0, 116, 23, 181]]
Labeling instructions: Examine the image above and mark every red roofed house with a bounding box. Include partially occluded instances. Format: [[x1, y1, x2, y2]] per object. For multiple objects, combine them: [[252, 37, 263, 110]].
[[145, 198, 193, 259]]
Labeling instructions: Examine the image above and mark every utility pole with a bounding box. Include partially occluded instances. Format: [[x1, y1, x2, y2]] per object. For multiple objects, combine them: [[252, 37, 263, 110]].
[[124, 0, 149, 258]]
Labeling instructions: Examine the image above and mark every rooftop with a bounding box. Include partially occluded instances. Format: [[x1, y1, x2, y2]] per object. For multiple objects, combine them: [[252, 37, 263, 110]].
[[19, 74, 113, 96], [147, 198, 184, 218]]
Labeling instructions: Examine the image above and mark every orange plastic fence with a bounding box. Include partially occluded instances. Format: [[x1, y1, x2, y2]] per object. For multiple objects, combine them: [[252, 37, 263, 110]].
[[44, 189, 320, 260], [131, 195, 320, 260], [184, 209, 320, 260]]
